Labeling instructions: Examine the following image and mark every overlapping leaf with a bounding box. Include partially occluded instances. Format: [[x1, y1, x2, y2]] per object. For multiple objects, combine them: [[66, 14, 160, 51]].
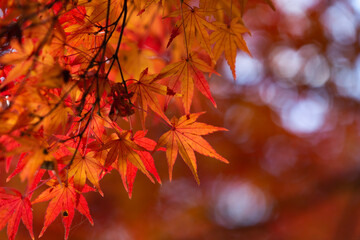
[[155, 112, 228, 183], [7, 138, 56, 184], [0, 39, 34, 88], [64, 150, 104, 195], [167, 5, 216, 57], [101, 130, 160, 196], [127, 68, 172, 127], [155, 53, 217, 114]]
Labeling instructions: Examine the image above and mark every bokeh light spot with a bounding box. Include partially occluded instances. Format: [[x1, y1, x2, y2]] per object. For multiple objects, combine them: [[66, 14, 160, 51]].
[[270, 47, 303, 79], [321, 3, 357, 45], [213, 180, 272, 228], [281, 95, 328, 134], [335, 56, 360, 100], [275, 0, 320, 15], [304, 54, 330, 87]]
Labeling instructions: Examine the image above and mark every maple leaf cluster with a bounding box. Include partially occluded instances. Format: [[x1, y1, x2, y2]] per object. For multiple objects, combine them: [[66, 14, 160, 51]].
[[0, 0, 274, 239]]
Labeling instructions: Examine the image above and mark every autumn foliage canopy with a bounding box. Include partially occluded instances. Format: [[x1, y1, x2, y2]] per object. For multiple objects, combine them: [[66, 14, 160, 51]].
[[0, 0, 274, 239]]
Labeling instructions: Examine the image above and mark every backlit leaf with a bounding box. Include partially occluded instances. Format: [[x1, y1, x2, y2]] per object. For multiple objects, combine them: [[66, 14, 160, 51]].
[[155, 53, 217, 114], [211, 18, 251, 80], [0, 188, 34, 240], [32, 179, 94, 240], [155, 112, 228, 183]]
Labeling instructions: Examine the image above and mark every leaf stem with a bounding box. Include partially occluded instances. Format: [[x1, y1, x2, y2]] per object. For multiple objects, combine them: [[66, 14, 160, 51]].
[[180, 1, 189, 58]]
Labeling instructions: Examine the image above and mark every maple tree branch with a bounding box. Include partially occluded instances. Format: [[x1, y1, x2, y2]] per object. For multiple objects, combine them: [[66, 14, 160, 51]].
[[182, 1, 192, 9], [95, 0, 112, 108], [74, 0, 126, 116], [59, 0, 128, 170], [113, 0, 128, 64], [76, 0, 129, 118], [115, 56, 131, 101], [100, 0, 134, 114], [63, 105, 95, 170]]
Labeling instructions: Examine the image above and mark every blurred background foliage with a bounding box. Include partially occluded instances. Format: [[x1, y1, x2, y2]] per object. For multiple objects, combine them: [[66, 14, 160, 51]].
[[2, 0, 360, 239]]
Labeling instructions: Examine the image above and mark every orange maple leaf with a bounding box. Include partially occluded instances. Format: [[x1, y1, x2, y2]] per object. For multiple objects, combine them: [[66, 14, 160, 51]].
[[211, 17, 251, 80], [0, 39, 34, 88], [127, 68, 172, 127], [101, 130, 159, 195], [41, 99, 73, 136], [63, 150, 104, 196], [155, 112, 228, 184], [155, 53, 217, 114], [9, 138, 56, 184], [0, 188, 34, 240], [32, 179, 94, 240], [167, 5, 216, 57]]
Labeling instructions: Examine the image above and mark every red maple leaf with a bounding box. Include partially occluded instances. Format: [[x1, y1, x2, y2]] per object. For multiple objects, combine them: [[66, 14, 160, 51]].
[[0, 188, 34, 240], [101, 130, 161, 197], [32, 179, 94, 240]]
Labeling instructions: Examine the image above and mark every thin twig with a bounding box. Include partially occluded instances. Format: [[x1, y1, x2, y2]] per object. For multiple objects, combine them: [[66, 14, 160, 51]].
[[180, 0, 189, 58]]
